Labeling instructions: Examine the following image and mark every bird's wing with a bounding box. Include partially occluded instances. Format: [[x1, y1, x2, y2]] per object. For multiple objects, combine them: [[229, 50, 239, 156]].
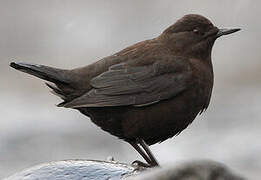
[[63, 56, 192, 108]]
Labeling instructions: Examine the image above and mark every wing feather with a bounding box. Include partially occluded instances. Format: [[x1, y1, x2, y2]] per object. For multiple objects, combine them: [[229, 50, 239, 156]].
[[63, 56, 192, 108]]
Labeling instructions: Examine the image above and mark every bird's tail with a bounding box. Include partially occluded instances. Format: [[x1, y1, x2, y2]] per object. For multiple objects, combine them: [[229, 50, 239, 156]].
[[10, 62, 73, 102], [10, 62, 69, 84]]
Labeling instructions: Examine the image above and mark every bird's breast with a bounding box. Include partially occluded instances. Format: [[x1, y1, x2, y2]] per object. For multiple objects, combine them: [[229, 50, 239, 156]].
[[189, 58, 214, 111]]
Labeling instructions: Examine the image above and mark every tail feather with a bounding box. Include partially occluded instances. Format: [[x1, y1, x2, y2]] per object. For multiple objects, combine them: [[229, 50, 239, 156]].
[[10, 62, 69, 84], [10, 62, 75, 103], [45, 82, 66, 100]]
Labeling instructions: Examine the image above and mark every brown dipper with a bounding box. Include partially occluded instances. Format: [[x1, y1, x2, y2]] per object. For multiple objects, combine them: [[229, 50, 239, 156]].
[[10, 14, 240, 167]]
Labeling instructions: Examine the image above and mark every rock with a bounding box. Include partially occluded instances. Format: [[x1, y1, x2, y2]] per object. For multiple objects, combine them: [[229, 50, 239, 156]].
[[4, 159, 246, 180], [4, 160, 136, 180], [125, 160, 246, 180]]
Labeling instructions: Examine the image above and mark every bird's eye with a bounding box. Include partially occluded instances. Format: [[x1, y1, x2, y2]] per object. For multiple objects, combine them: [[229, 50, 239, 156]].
[[193, 29, 199, 33], [193, 28, 204, 35]]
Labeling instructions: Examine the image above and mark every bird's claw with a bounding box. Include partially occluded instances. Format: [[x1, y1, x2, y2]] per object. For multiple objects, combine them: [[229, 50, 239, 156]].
[[131, 160, 151, 168]]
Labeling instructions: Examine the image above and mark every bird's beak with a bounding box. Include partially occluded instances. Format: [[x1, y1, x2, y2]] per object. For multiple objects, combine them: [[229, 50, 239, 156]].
[[216, 28, 241, 38]]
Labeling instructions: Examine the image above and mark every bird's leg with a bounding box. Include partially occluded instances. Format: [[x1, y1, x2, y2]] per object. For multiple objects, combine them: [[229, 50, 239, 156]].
[[138, 138, 159, 167], [129, 141, 152, 167]]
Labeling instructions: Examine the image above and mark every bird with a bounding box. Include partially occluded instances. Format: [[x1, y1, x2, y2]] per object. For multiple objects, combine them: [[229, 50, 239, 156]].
[[10, 14, 240, 167]]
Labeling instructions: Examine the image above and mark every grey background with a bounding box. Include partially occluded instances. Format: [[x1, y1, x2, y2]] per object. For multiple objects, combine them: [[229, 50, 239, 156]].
[[0, 0, 260, 179]]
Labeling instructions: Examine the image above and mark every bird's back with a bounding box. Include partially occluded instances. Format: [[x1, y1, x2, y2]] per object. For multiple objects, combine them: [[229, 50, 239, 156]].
[[61, 38, 167, 99]]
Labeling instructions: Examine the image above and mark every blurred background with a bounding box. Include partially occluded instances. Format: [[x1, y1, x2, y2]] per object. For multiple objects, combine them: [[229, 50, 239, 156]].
[[0, 0, 260, 179]]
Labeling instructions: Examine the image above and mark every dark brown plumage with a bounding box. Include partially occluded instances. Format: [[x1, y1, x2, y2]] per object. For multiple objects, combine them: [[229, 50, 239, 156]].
[[10, 14, 240, 167]]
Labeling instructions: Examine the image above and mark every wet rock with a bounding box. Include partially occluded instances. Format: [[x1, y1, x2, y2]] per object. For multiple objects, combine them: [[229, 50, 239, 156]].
[[126, 160, 246, 180], [4, 160, 246, 180], [4, 160, 136, 180]]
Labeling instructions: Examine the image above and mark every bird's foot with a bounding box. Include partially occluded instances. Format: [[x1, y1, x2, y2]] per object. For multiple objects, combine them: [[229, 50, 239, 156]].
[[106, 156, 115, 162], [131, 160, 153, 168]]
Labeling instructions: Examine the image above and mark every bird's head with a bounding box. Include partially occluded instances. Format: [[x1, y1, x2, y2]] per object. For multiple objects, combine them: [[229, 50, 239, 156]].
[[160, 14, 240, 60]]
